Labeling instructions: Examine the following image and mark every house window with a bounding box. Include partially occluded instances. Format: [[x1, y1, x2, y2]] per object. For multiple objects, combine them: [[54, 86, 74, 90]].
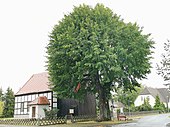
[[48, 92, 52, 99], [15, 103, 18, 109], [35, 94, 38, 99], [24, 95, 28, 101], [39, 93, 44, 97], [141, 96, 143, 101], [21, 96, 24, 101], [32, 94, 36, 100], [28, 95, 31, 101], [18, 96, 21, 102], [53, 102, 57, 108], [21, 102, 24, 112], [53, 97, 57, 102], [147, 96, 150, 101], [44, 93, 47, 97], [14, 110, 18, 115], [15, 97, 18, 103]]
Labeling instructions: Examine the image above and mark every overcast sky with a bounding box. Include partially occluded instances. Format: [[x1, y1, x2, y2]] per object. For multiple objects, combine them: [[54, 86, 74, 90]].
[[0, 0, 169, 93]]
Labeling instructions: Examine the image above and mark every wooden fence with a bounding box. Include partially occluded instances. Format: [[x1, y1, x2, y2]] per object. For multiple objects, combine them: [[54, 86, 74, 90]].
[[0, 115, 97, 125], [0, 117, 67, 126], [124, 110, 160, 117]]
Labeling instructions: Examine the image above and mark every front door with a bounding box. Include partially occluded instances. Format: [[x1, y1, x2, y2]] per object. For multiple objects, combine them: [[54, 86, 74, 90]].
[[32, 107, 36, 118]]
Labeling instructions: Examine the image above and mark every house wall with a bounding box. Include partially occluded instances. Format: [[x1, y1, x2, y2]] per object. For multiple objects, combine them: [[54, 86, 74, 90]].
[[38, 105, 49, 118], [109, 100, 124, 120], [14, 91, 57, 118], [29, 105, 49, 118], [29, 105, 37, 118], [163, 102, 170, 109], [168, 102, 170, 109], [14, 92, 96, 118], [14, 114, 29, 119], [134, 94, 155, 107]]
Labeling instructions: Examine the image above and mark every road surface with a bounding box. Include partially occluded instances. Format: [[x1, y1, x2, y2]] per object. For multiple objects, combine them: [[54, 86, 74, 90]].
[[113, 113, 170, 127]]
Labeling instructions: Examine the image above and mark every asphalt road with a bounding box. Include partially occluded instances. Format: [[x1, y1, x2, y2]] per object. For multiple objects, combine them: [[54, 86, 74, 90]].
[[112, 113, 170, 127]]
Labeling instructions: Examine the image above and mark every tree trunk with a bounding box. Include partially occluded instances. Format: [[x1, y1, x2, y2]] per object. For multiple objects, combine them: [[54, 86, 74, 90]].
[[106, 99, 111, 120], [97, 84, 111, 120], [96, 72, 111, 121]]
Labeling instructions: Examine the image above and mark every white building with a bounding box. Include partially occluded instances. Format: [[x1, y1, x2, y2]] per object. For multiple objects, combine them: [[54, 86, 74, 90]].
[[14, 72, 57, 118], [134, 87, 170, 108], [14, 72, 96, 119], [29, 96, 50, 118]]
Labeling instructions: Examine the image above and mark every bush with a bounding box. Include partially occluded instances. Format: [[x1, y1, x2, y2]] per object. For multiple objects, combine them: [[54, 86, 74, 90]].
[[153, 96, 166, 112], [136, 98, 152, 111], [44, 108, 59, 118]]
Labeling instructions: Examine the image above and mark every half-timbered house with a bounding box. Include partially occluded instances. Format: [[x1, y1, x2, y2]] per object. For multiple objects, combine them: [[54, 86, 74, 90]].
[[14, 72, 96, 118]]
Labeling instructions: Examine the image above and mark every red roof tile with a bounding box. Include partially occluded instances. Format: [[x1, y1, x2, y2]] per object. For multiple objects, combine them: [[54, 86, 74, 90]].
[[15, 72, 51, 95], [29, 96, 50, 105]]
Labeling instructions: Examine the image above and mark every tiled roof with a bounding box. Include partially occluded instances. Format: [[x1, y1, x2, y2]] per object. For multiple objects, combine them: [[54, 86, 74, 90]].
[[15, 72, 51, 95], [29, 96, 50, 105], [157, 88, 170, 102], [140, 87, 170, 103], [140, 87, 151, 95]]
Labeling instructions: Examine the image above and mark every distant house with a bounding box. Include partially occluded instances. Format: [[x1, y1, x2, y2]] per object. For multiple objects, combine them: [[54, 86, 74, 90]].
[[14, 72, 96, 119], [134, 87, 170, 108], [108, 100, 125, 120], [113, 102, 125, 113]]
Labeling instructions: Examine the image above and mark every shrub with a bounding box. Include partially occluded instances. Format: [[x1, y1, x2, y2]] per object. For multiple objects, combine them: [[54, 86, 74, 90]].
[[44, 108, 59, 118]]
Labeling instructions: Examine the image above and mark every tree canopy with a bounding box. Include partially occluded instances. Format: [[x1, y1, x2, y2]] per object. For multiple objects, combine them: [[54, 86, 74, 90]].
[[0, 101, 3, 117], [157, 40, 170, 87], [0, 88, 3, 117], [3, 87, 14, 118], [47, 4, 154, 120], [115, 86, 143, 107], [0, 87, 3, 101], [154, 95, 166, 112]]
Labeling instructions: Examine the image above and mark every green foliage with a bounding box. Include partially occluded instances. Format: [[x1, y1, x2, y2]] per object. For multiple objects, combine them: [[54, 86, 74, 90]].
[[157, 40, 170, 84], [0, 87, 3, 101], [117, 109, 120, 114], [153, 95, 166, 112], [0, 101, 4, 117], [115, 86, 143, 107], [0, 88, 4, 117], [47, 3, 154, 98], [154, 95, 161, 108], [160, 102, 166, 112], [136, 98, 152, 111], [2, 87, 14, 118], [44, 108, 59, 118], [47, 3, 154, 120]]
